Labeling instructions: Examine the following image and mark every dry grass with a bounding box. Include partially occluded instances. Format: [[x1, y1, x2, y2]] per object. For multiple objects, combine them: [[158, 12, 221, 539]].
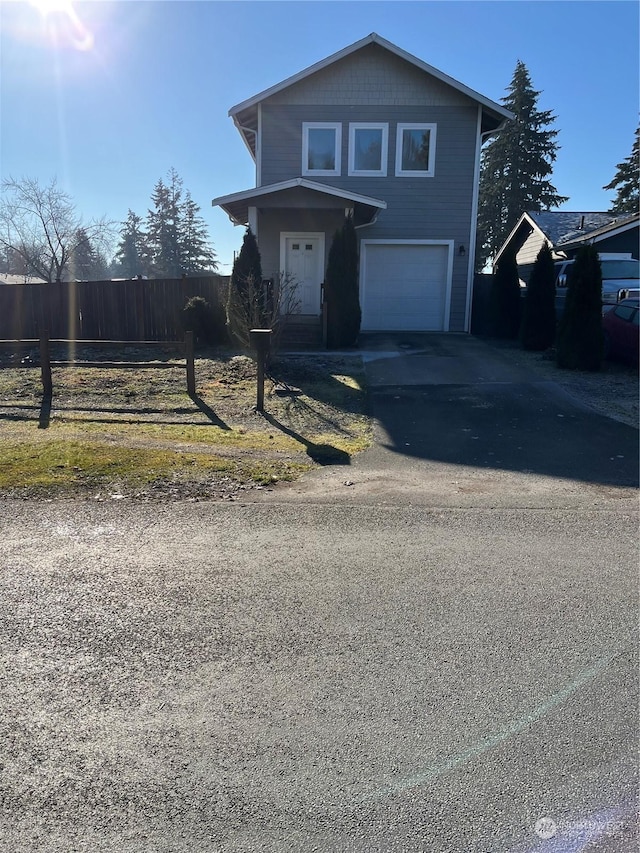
[[0, 345, 372, 499]]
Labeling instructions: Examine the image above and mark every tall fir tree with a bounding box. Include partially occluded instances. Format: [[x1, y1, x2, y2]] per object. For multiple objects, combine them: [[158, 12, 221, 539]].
[[603, 126, 639, 215], [146, 168, 183, 277], [477, 61, 568, 271], [114, 210, 149, 278], [180, 191, 218, 274], [111, 170, 218, 279]]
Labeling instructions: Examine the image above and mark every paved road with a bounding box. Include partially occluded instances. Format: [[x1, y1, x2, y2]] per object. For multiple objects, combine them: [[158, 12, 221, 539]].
[[1, 335, 637, 852]]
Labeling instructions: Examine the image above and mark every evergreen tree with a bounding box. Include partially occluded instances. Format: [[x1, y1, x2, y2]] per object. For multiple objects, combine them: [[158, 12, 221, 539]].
[[114, 210, 149, 278], [226, 227, 264, 346], [180, 191, 218, 274], [477, 61, 568, 270], [325, 214, 361, 348], [520, 242, 556, 351], [66, 228, 109, 280], [147, 168, 183, 277], [603, 126, 639, 215], [490, 250, 521, 338], [556, 245, 603, 371]]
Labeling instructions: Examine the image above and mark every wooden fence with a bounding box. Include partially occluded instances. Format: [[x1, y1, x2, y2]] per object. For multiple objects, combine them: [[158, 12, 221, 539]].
[[0, 276, 229, 342]]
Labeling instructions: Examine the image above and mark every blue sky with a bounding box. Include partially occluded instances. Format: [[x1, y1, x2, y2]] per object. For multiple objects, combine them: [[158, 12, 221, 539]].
[[1, 0, 638, 273]]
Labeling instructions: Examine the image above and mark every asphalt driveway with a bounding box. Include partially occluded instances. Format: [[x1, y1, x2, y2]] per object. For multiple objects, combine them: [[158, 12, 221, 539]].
[[270, 333, 638, 508]]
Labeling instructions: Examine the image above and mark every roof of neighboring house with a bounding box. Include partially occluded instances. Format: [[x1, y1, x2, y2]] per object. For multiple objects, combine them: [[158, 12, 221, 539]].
[[229, 32, 513, 159], [494, 211, 620, 264], [556, 211, 639, 251], [213, 178, 387, 227]]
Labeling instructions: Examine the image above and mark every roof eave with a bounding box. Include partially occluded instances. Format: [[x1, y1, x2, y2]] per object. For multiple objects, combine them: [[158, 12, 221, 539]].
[[212, 178, 387, 226]]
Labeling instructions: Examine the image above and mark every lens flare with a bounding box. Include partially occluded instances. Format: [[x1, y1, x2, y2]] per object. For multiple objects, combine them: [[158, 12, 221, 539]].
[[29, 0, 94, 52]]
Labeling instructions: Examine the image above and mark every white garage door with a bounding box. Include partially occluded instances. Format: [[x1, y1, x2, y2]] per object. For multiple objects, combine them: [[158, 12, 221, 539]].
[[361, 242, 450, 331]]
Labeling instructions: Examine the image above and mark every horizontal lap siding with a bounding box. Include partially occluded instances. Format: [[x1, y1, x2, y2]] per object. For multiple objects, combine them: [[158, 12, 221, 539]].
[[257, 44, 480, 332]]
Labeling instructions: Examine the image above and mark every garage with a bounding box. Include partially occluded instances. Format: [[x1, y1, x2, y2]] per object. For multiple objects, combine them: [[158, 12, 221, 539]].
[[360, 241, 452, 331]]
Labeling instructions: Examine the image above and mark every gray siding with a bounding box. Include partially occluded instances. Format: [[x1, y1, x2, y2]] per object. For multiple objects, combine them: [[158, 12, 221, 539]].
[[267, 44, 471, 107], [253, 44, 482, 332]]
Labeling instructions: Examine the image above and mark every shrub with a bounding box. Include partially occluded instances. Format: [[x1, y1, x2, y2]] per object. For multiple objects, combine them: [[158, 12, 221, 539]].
[[556, 245, 603, 371], [181, 296, 224, 347], [490, 250, 521, 338], [324, 214, 361, 348], [520, 242, 556, 351], [226, 228, 265, 347]]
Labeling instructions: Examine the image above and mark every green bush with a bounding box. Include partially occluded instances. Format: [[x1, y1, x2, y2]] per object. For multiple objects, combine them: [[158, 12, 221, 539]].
[[182, 296, 225, 346], [556, 245, 603, 371], [520, 242, 556, 351], [325, 214, 361, 348], [225, 228, 267, 348], [490, 250, 521, 339]]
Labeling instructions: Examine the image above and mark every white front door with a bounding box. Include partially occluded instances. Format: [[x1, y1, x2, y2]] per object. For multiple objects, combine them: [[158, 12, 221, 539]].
[[283, 234, 323, 314]]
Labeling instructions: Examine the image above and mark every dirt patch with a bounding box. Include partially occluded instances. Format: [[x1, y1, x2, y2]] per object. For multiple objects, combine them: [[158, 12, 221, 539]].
[[0, 345, 371, 501]]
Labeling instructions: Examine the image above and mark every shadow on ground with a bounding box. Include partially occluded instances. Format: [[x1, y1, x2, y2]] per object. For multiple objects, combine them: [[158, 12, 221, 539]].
[[358, 333, 639, 490], [260, 411, 350, 466]]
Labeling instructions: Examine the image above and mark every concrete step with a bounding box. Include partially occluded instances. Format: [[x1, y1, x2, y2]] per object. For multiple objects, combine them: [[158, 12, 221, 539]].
[[278, 322, 323, 350]]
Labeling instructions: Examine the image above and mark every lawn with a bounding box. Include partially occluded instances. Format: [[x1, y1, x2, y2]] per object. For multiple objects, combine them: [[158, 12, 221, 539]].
[[0, 344, 372, 499]]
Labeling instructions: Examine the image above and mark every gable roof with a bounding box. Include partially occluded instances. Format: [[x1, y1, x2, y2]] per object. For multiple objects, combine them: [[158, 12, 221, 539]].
[[230, 33, 513, 159], [212, 178, 387, 227], [529, 211, 619, 246], [495, 210, 620, 263], [557, 211, 639, 251]]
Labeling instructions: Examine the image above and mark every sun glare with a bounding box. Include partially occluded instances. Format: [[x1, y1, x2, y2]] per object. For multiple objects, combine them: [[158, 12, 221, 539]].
[[29, 0, 94, 52], [30, 0, 74, 12]]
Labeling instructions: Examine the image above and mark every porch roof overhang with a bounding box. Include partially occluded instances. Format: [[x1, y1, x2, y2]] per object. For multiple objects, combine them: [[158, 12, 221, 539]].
[[212, 178, 387, 226]]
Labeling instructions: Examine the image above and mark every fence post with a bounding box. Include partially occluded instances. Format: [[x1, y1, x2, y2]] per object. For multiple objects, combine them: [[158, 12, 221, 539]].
[[40, 331, 52, 398], [250, 329, 272, 413], [185, 331, 196, 396]]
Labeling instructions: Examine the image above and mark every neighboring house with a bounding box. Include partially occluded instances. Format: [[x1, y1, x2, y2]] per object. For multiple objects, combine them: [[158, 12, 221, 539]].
[[495, 211, 640, 284], [212, 33, 511, 333], [0, 274, 47, 285]]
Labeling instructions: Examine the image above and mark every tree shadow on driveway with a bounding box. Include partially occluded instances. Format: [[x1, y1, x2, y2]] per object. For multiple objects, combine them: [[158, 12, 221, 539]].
[[370, 380, 638, 489]]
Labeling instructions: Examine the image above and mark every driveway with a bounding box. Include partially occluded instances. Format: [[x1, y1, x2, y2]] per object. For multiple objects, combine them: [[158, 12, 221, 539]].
[[268, 333, 638, 509]]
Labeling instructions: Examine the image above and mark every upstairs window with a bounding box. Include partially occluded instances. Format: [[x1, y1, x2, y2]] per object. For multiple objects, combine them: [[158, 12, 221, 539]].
[[302, 122, 341, 176], [395, 123, 437, 177], [348, 123, 388, 176]]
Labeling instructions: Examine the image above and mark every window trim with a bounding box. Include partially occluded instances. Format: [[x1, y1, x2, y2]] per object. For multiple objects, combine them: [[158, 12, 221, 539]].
[[302, 122, 341, 177], [395, 123, 437, 177], [348, 122, 388, 177]]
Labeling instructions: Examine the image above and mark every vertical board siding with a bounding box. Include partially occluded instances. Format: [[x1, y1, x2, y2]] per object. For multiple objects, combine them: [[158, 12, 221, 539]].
[[0, 277, 229, 341]]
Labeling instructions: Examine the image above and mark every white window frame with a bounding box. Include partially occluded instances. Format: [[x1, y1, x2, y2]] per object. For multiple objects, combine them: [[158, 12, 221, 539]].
[[395, 123, 437, 178], [302, 122, 341, 177], [348, 123, 388, 177]]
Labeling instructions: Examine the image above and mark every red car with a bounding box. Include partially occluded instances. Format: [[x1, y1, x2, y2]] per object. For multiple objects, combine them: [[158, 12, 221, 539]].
[[602, 298, 639, 365]]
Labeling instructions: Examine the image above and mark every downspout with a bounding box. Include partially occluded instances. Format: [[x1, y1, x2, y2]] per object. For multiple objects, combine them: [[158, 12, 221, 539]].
[[464, 104, 484, 334]]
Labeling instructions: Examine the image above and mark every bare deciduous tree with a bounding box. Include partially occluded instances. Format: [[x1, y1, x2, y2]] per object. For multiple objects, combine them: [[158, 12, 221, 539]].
[[224, 271, 300, 352], [0, 176, 114, 282]]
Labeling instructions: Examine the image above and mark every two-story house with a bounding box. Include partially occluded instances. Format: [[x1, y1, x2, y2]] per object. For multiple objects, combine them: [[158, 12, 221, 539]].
[[213, 33, 511, 333]]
